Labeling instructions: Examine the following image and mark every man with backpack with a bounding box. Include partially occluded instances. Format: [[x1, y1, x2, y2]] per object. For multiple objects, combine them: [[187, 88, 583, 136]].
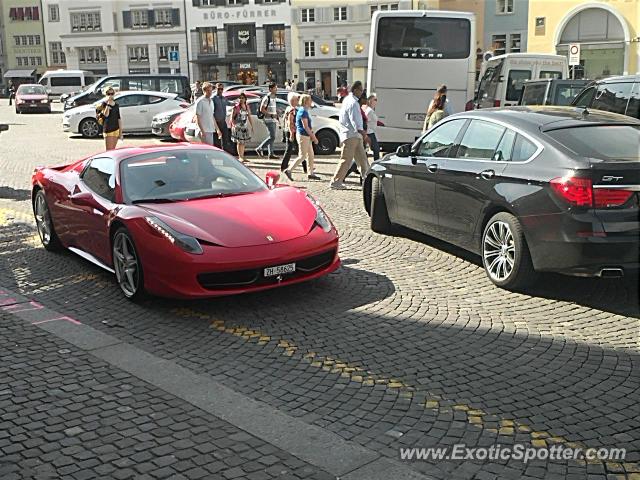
[[256, 82, 279, 159]]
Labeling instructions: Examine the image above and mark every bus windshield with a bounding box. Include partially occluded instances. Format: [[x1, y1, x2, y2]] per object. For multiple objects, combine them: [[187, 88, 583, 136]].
[[376, 17, 470, 59]]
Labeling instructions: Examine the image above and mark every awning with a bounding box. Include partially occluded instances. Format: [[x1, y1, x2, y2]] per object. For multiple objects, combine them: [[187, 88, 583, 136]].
[[3, 69, 36, 78]]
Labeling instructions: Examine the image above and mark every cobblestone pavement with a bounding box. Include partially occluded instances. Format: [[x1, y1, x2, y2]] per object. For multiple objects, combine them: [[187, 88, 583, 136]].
[[1, 103, 639, 480]]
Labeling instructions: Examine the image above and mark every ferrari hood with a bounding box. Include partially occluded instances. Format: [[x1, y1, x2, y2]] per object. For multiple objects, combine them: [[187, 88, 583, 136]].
[[140, 187, 318, 248]]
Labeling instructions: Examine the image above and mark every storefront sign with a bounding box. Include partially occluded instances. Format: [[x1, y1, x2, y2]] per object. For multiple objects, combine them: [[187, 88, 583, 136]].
[[238, 30, 250, 45], [204, 9, 278, 21]]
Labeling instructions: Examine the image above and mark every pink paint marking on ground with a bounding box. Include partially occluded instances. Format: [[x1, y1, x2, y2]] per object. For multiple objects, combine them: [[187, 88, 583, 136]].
[[0, 298, 17, 306], [2, 301, 44, 313], [32, 315, 82, 326]]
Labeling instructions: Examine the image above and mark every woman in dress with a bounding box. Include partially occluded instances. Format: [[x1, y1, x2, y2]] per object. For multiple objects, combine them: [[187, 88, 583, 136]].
[[230, 93, 253, 163], [96, 86, 122, 151]]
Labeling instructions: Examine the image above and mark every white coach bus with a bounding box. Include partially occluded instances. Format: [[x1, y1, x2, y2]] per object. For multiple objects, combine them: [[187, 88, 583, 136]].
[[367, 10, 476, 150]]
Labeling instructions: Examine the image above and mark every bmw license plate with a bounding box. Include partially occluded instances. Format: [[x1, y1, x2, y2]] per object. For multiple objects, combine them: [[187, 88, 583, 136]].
[[264, 263, 295, 277]]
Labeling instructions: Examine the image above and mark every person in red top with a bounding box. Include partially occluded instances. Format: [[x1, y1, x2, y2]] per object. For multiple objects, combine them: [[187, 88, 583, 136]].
[[337, 83, 348, 103]]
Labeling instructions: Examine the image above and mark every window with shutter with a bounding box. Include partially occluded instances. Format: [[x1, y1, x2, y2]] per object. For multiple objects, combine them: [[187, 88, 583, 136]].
[[123, 11, 132, 28]]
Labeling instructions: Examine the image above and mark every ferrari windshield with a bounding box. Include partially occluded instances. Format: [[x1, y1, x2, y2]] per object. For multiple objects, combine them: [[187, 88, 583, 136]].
[[121, 149, 268, 203]]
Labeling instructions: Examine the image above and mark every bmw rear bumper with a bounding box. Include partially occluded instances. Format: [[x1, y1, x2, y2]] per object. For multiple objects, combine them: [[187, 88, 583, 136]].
[[522, 212, 639, 277]]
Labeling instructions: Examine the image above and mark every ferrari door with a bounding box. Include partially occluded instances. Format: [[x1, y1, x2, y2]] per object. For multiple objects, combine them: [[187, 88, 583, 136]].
[[70, 157, 117, 263]]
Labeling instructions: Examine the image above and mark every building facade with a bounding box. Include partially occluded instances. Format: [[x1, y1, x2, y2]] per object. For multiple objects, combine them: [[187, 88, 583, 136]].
[[187, 0, 292, 85], [527, 0, 639, 79], [292, 0, 411, 98], [0, 0, 46, 82], [41, 0, 189, 77], [483, 0, 528, 57]]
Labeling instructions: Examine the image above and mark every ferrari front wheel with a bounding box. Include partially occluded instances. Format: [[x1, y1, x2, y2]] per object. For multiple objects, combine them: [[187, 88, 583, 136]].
[[112, 227, 145, 300]]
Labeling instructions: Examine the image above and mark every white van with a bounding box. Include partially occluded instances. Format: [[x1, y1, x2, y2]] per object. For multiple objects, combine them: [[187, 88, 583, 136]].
[[474, 53, 569, 109], [39, 70, 95, 98]]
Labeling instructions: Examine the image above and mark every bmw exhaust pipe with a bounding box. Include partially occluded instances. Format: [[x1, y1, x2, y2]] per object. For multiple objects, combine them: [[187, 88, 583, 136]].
[[599, 268, 624, 278]]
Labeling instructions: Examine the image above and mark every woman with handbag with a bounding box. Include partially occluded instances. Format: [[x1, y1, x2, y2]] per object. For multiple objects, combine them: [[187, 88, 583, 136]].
[[96, 86, 122, 151], [230, 93, 253, 163]]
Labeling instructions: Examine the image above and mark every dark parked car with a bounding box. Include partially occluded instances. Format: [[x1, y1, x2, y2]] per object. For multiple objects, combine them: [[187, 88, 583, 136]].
[[363, 107, 640, 289], [64, 74, 191, 111], [519, 79, 590, 106], [571, 75, 640, 119]]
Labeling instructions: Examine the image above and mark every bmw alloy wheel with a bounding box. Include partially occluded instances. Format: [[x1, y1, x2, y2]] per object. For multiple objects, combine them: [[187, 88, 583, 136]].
[[483, 220, 515, 282], [113, 231, 141, 298]]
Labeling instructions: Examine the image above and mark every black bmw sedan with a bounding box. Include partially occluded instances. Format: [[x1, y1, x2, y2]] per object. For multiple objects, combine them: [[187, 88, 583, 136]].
[[363, 106, 640, 290]]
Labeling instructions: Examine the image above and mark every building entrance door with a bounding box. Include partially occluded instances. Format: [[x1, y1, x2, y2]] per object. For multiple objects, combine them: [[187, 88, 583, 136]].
[[321, 71, 331, 100]]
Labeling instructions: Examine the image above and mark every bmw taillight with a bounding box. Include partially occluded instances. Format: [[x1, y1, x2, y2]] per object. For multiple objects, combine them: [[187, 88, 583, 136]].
[[550, 177, 593, 207], [377, 120, 385, 127], [179, 102, 189, 108], [551, 177, 634, 208], [593, 188, 634, 208], [493, 100, 501, 107]]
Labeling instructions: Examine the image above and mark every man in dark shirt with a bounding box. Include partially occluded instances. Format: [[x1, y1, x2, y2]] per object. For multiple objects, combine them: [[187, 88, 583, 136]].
[[212, 83, 231, 153]]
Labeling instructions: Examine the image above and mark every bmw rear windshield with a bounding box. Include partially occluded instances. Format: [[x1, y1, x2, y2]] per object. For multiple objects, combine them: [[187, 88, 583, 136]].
[[546, 125, 640, 161], [376, 17, 471, 59]]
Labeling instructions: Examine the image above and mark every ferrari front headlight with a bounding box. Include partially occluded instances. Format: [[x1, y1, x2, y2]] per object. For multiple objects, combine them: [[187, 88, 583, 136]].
[[145, 216, 203, 255]]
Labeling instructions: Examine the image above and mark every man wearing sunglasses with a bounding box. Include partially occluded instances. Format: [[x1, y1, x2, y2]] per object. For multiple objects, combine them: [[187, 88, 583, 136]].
[[212, 83, 231, 153]]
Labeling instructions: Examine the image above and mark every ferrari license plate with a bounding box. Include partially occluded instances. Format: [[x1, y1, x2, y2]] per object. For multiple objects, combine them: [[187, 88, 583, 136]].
[[264, 263, 295, 277]]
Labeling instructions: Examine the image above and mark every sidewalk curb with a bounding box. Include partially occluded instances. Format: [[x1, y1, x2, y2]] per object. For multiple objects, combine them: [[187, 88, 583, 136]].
[[0, 286, 435, 480]]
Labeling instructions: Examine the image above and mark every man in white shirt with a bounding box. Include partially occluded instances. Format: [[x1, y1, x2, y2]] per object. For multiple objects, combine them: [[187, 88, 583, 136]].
[[330, 81, 370, 189], [195, 82, 216, 146]]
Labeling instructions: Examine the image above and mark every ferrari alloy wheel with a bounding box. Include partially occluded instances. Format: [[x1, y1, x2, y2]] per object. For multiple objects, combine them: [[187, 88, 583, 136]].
[[34, 190, 62, 251], [482, 212, 536, 290], [112, 228, 145, 300]]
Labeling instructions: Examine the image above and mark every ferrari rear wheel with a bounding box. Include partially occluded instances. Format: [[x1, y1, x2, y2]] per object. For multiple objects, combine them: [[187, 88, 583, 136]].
[[112, 227, 145, 300], [34, 190, 62, 251]]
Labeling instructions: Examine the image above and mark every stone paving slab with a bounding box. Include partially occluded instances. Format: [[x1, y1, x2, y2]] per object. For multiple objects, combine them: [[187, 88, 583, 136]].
[[0, 292, 434, 480]]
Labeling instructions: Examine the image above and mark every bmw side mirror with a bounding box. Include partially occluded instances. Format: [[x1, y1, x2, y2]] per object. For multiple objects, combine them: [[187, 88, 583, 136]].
[[396, 144, 412, 158]]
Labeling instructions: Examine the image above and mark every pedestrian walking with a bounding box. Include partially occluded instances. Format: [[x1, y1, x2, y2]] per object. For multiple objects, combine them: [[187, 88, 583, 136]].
[[195, 82, 216, 146], [363, 94, 381, 161], [345, 94, 369, 181], [330, 81, 370, 190], [285, 79, 293, 91], [280, 92, 307, 173], [212, 83, 231, 153], [256, 82, 279, 159], [423, 84, 454, 132], [230, 92, 253, 163], [96, 86, 122, 151], [314, 80, 324, 99], [426, 93, 448, 130], [8, 80, 15, 106], [283, 94, 320, 181], [191, 80, 203, 103]]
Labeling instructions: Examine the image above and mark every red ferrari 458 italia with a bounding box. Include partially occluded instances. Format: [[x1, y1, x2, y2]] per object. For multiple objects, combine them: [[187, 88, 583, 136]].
[[31, 144, 340, 299]]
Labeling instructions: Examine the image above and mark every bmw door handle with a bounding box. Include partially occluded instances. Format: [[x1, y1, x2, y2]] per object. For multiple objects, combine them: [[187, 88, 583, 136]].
[[480, 169, 495, 180], [427, 164, 438, 173]]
